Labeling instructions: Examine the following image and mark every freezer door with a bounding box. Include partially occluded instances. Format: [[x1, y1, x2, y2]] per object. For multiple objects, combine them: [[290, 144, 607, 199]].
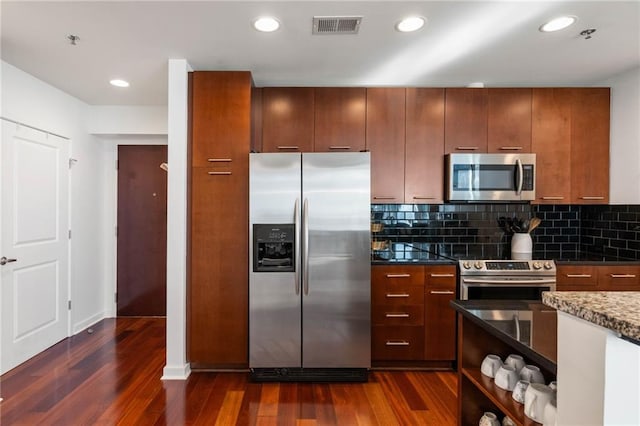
[[249, 153, 302, 368], [302, 153, 371, 368]]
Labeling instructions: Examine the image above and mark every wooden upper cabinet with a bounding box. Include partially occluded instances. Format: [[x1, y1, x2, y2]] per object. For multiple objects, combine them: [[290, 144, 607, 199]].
[[570, 88, 610, 204], [405, 88, 445, 203], [366, 88, 406, 203], [191, 71, 252, 167], [262, 87, 314, 152], [488, 88, 532, 153], [532, 88, 572, 204], [444, 88, 488, 153], [314, 88, 366, 152]]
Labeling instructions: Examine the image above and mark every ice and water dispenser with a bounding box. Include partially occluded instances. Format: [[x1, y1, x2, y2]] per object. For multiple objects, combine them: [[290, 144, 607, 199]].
[[252, 224, 295, 272]]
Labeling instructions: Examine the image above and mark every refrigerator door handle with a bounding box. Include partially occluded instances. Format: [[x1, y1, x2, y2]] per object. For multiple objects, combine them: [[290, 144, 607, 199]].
[[294, 198, 300, 295], [303, 198, 310, 295]]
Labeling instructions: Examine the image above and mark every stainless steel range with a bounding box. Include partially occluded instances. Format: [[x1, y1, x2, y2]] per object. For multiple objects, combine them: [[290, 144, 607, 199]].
[[459, 259, 556, 300]]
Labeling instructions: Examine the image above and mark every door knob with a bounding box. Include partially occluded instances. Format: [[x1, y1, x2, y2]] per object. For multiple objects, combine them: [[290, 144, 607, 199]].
[[0, 257, 17, 266]]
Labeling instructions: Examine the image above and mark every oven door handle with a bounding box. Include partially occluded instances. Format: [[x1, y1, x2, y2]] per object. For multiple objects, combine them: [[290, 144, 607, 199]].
[[461, 278, 557, 285]]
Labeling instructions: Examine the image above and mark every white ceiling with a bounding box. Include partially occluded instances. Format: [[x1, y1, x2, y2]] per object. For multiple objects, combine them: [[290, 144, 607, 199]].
[[2, 1, 639, 106]]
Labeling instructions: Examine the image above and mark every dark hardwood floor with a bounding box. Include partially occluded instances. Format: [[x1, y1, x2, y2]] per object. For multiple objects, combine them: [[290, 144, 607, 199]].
[[0, 318, 457, 425]]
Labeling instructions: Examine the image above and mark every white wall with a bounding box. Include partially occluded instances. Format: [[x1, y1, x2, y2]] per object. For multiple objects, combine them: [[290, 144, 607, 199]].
[[1, 61, 105, 333], [87, 106, 168, 135], [600, 66, 640, 204]]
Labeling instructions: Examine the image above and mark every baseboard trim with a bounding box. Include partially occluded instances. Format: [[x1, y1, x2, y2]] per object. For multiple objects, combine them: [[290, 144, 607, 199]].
[[72, 312, 105, 335], [162, 363, 191, 380]]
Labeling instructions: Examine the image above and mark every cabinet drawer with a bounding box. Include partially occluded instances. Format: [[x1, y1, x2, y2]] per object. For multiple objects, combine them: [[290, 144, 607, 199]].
[[598, 266, 640, 290], [372, 305, 424, 326], [425, 265, 457, 287], [372, 265, 425, 286], [556, 265, 598, 291], [372, 326, 424, 360], [372, 284, 424, 305]]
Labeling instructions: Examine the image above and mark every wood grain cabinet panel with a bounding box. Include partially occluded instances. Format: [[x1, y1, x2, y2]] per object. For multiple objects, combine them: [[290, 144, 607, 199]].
[[556, 265, 598, 291], [262, 87, 314, 152], [191, 72, 252, 167], [597, 265, 640, 290], [531, 88, 572, 204], [570, 88, 610, 204], [372, 326, 425, 361], [488, 88, 532, 153], [405, 88, 445, 204], [444, 88, 488, 153], [366, 88, 406, 203], [314, 87, 366, 152], [372, 265, 425, 287], [424, 266, 457, 361]]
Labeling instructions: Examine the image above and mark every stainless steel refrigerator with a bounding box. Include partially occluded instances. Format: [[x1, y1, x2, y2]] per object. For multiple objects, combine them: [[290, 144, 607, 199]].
[[249, 152, 371, 382]]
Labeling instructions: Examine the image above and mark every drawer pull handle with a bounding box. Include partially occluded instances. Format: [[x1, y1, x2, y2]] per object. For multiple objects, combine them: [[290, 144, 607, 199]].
[[430, 273, 455, 278], [610, 274, 636, 278], [430, 290, 455, 295], [385, 341, 410, 346], [580, 196, 605, 200], [373, 196, 396, 200], [277, 146, 299, 150], [413, 196, 436, 200], [329, 146, 351, 150], [566, 274, 592, 278], [499, 146, 523, 151], [541, 196, 565, 200], [207, 171, 232, 176], [386, 293, 410, 298], [207, 158, 232, 162], [455, 146, 479, 151], [386, 274, 411, 278], [385, 313, 410, 318]]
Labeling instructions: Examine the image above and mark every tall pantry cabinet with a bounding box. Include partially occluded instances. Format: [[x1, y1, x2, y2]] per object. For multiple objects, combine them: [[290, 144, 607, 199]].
[[188, 71, 253, 369]]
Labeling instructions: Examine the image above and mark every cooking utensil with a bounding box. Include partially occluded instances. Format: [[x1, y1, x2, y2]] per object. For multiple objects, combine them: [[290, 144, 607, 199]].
[[528, 217, 542, 233]]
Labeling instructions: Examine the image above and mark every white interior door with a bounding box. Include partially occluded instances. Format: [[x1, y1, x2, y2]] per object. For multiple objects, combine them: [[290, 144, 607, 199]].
[[1, 119, 70, 374]]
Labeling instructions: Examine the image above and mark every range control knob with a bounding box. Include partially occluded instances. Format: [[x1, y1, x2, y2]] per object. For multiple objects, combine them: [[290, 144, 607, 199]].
[[474, 261, 483, 270], [532, 262, 542, 270], [543, 262, 553, 270], [462, 261, 471, 269]]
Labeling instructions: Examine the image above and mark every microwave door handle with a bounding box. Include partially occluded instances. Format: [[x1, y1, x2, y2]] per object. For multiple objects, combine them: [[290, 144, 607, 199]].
[[515, 158, 523, 195]]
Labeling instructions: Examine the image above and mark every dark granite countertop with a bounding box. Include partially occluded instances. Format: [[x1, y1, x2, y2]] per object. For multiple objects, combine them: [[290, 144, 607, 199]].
[[371, 258, 457, 266], [451, 299, 557, 374]]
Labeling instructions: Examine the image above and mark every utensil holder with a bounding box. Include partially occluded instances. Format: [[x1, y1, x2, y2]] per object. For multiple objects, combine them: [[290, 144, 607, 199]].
[[511, 233, 532, 260]]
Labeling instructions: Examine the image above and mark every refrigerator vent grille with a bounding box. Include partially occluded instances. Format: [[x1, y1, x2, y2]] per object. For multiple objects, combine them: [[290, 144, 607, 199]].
[[312, 16, 362, 34]]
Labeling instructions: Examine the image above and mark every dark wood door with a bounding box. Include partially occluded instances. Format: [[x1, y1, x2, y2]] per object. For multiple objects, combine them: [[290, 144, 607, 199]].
[[488, 88, 532, 152], [314, 87, 366, 152], [117, 145, 168, 316], [262, 87, 314, 152], [366, 88, 406, 203], [444, 88, 488, 153]]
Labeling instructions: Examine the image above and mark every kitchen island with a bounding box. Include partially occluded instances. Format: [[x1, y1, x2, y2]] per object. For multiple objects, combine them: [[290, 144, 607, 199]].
[[542, 291, 640, 426]]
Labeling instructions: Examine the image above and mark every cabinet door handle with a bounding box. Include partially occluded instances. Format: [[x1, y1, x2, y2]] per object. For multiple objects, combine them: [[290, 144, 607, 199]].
[[580, 196, 605, 200], [385, 313, 410, 318], [207, 171, 232, 175], [386, 274, 411, 278], [566, 274, 592, 278], [277, 146, 299, 150], [455, 146, 479, 151], [385, 341, 410, 346], [430, 273, 455, 278], [207, 158, 232, 162], [430, 290, 455, 295], [541, 196, 565, 200], [329, 146, 351, 150], [413, 196, 436, 200], [373, 196, 396, 200], [499, 146, 523, 151], [386, 293, 410, 298], [610, 274, 636, 278]]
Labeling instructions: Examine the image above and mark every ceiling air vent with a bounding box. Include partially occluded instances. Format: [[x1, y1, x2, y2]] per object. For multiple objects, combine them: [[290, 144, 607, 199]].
[[313, 16, 362, 35]]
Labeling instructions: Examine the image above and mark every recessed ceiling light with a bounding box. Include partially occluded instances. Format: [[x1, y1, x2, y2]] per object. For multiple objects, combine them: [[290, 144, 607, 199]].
[[539, 15, 577, 32], [254, 17, 280, 32], [110, 79, 130, 88], [396, 16, 425, 33]]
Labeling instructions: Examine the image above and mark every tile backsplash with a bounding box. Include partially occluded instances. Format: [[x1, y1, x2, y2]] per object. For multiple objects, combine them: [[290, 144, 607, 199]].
[[371, 204, 640, 261]]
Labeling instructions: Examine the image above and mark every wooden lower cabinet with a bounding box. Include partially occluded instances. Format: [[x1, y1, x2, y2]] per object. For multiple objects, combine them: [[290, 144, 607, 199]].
[[556, 264, 640, 291], [372, 264, 457, 365]]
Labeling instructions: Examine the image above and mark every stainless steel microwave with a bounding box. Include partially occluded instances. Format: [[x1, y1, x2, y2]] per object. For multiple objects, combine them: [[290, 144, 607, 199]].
[[445, 153, 536, 202]]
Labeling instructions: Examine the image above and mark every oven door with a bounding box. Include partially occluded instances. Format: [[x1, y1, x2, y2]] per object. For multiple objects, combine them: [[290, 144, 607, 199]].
[[460, 277, 556, 300]]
